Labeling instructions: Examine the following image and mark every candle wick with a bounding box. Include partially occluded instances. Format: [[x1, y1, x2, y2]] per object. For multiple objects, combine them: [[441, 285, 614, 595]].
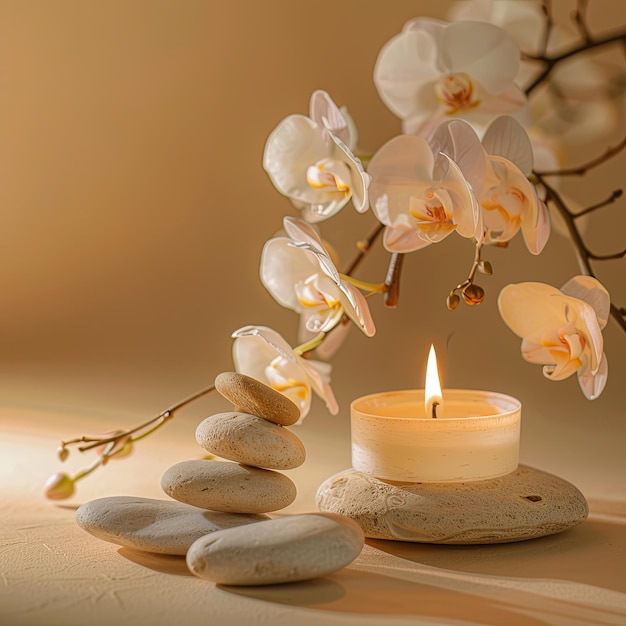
[[431, 402, 439, 419]]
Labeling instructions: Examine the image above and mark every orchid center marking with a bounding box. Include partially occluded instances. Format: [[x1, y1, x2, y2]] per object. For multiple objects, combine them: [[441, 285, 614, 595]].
[[435, 72, 480, 115], [306, 158, 351, 195]]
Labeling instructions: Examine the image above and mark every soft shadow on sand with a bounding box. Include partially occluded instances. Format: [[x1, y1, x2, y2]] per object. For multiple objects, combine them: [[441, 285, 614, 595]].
[[367, 513, 626, 594], [118, 547, 194, 576]]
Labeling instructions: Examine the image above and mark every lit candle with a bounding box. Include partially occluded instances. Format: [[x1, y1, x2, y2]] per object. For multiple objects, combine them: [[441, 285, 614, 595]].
[[351, 347, 521, 483]]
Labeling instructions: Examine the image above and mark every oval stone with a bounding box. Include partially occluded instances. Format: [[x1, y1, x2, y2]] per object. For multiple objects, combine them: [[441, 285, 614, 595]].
[[186, 513, 364, 585], [75, 496, 268, 555], [196, 411, 306, 470], [215, 371, 300, 426], [316, 465, 589, 544], [161, 459, 296, 513]]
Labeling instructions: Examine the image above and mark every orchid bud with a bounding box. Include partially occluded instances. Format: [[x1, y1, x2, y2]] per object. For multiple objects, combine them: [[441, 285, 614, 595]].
[[446, 292, 460, 310], [462, 283, 485, 306], [56, 446, 69, 462], [44, 472, 75, 500]]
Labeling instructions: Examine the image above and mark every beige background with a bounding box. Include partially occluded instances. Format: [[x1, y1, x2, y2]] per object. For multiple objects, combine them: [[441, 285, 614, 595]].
[[1, 2, 625, 624]]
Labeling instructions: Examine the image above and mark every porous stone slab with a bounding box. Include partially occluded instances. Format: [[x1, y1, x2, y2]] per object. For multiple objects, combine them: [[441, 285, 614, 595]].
[[186, 513, 365, 586], [161, 459, 296, 513], [316, 465, 588, 544], [196, 411, 306, 470], [75, 496, 269, 555], [215, 371, 300, 426]]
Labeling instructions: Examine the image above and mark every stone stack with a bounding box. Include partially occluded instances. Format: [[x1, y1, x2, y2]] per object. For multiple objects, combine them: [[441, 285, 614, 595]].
[[75, 372, 364, 586], [161, 372, 305, 514]]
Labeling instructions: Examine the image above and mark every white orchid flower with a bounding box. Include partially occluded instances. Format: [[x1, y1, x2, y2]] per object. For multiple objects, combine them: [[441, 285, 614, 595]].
[[260, 217, 376, 341], [374, 17, 526, 136], [498, 276, 610, 400], [232, 325, 339, 419], [447, 0, 546, 86], [263, 90, 370, 223], [368, 134, 480, 253], [481, 116, 550, 253]]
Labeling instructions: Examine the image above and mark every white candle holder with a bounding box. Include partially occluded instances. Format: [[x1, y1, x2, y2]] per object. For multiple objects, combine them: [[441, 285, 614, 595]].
[[351, 389, 521, 483]]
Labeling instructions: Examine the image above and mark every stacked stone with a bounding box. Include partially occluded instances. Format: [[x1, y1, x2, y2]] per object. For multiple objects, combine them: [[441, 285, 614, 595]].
[[161, 371, 305, 515], [75, 372, 364, 586]]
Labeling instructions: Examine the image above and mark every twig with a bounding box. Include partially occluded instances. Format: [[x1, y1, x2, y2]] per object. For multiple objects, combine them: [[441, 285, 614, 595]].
[[535, 136, 626, 177], [525, 29, 626, 95], [588, 248, 626, 261], [575, 189, 623, 218], [343, 221, 384, 276], [71, 385, 216, 452]]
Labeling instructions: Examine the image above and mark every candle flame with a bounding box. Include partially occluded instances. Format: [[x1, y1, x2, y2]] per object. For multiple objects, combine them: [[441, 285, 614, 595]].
[[425, 344, 443, 418]]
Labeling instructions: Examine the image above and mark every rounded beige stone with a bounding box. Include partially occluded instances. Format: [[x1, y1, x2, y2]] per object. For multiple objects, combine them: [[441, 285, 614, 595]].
[[161, 459, 296, 514], [316, 465, 589, 544], [215, 371, 300, 426], [75, 496, 269, 555], [186, 513, 365, 586], [196, 411, 306, 470]]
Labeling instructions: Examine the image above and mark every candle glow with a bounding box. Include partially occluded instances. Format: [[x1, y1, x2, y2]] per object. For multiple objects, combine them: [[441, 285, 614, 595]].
[[425, 344, 443, 418]]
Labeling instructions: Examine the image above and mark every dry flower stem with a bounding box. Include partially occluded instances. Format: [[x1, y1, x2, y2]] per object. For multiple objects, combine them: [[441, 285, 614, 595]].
[[524, 18, 626, 96], [384, 252, 404, 308]]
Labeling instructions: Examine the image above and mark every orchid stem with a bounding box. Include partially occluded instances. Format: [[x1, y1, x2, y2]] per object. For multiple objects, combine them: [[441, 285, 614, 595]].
[[339, 273, 387, 293], [294, 333, 326, 356]]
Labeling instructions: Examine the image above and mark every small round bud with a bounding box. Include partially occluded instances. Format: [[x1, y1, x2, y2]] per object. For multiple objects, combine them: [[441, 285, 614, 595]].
[[57, 446, 69, 462], [462, 283, 485, 306], [44, 472, 75, 500], [446, 292, 460, 310], [478, 260, 493, 276]]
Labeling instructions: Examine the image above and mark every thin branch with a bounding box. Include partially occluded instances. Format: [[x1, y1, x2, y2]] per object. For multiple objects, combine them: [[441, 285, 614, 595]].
[[588, 248, 626, 261], [525, 29, 626, 95], [343, 221, 384, 276], [534, 136, 626, 177], [64, 384, 216, 452], [575, 189, 623, 218]]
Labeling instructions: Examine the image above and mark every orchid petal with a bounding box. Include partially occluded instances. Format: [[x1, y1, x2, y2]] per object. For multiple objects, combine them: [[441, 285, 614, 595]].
[[232, 325, 336, 419], [340, 282, 376, 337], [309, 90, 351, 147], [560, 276, 611, 330], [263, 115, 328, 202], [578, 353, 608, 400], [368, 135, 435, 224], [482, 115, 534, 175], [564, 295, 604, 374], [313, 321, 351, 361], [374, 28, 440, 120], [383, 226, 433, 253], [282, 216, 325, 254], [430, 119, 486, 195], [498, 282, 568, 343], [441, 21, 520, 95], [328, 131, 371, 213], [300, 359, 339, 416], [521, 195, 550, 255]]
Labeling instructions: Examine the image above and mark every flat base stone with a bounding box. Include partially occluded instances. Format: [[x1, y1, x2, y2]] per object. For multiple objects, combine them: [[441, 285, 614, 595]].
[[76, 496, 269, 555], [316, 465, 588, 545]]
